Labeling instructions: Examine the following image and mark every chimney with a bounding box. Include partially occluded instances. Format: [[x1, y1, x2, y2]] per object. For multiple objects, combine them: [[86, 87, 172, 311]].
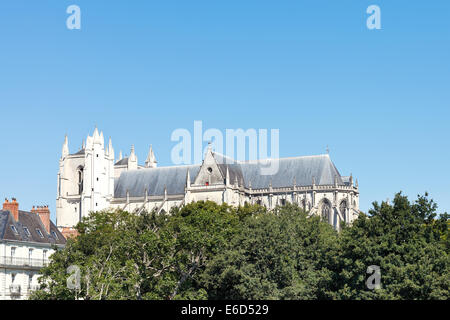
[[34, 205, 51, 234], [3, 198, 19, 221]]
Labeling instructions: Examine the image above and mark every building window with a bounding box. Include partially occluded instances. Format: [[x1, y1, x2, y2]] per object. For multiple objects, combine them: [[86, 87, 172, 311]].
[[11, 247, 16, 258], [36, 228, 44, 238], [23, 227, 31, 237], [51, 231, 59, 240], [10, 225, 19, 234], [28, 249, 33, 261], [77, 166, 84, 194], [28, 274, 33, 288], [321, 200, 332, 224], [340, 200, 348, 222], [43, 250, 48, 260], [11, 273, 16, 284], [280, 199, 286, 206]]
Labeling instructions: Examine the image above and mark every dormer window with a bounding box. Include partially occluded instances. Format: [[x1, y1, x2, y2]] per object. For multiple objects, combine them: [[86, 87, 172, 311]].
[[23, 227, 31, 237], [51, 231, 59, 240], [10, 225, 18, 234], [35, 228, 44, 238]]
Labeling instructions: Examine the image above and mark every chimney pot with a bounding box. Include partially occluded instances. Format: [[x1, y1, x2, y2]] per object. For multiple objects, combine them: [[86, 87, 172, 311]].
[[36, 205, 51, 234], [3, 198, 19, 221]]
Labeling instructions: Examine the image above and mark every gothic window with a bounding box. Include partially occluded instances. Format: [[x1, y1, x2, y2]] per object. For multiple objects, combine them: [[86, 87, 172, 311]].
[[77, 166, 84, 195], [321, 200, 332, 224], [280, 199, 286, 206], [340, 200, 348, 222]]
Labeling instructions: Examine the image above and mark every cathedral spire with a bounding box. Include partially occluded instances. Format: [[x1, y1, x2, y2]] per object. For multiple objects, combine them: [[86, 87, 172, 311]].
[[93, 126, 100, 140], [145, 145, 157, 168], [129, 145, 136, 161], [108, 137, 114, 159], [186, 170, 191, 188], [128, 145, 138, 170], [61, 135, 69, 159], [100, 131, 105, 146]]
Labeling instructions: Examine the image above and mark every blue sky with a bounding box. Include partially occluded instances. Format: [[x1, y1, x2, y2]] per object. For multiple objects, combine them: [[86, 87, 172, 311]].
[[0, 1, 449, 222]]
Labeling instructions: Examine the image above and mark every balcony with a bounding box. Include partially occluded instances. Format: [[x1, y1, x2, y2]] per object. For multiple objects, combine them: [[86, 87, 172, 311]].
[[0, 256, 49, 270], [9, 284, 21, 296]]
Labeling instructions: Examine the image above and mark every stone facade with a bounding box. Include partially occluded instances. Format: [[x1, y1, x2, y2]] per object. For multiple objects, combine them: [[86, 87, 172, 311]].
[[56, 128, 360, 235]]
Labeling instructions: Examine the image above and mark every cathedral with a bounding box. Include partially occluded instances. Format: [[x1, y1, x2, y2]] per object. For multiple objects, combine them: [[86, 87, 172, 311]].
[[56, 128, 360, 237]]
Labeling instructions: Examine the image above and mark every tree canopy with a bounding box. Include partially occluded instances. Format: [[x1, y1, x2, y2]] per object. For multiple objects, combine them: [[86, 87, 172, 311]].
[[31, 193, 449, 300]]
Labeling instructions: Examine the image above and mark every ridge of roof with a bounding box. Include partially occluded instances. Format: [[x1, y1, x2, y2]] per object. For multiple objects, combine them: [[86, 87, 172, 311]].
[[212, 152, 331, 164]]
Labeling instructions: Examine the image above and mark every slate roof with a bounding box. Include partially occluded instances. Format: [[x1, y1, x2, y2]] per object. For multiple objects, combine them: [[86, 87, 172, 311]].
[[238, 154, 343, 189], [70, 149, 85, 156], [115, 158, 129, 166], [114, 152, 345, 198], [0, 210, 66, 245], [114, 165, 201, 198]]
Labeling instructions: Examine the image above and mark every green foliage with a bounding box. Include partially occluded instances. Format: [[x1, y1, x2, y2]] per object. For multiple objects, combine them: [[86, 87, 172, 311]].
[[31, 194, 449, 300], [202, 204, 337, 300], [326, 192, 449, 300]]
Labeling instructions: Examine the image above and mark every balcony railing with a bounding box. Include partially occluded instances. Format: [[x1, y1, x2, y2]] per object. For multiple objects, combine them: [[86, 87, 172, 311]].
[[0, 256, 49, 269]]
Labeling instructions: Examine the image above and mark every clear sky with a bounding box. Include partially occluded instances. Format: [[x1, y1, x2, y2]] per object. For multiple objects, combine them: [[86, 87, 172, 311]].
[[0, 1, 449, 222]]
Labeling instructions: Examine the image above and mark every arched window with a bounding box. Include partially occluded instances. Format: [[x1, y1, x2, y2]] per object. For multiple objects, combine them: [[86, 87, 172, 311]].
[[77, 166, 84, 195], [339, 200, 348, 222], [321, 200, 331, 224]]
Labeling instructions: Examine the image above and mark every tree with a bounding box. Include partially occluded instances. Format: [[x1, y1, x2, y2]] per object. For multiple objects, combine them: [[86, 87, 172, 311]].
[[31, 194, 448, 300], [327, 192, 449, 300], [30, 201, 243, 300], [202, 204, 337, 300]]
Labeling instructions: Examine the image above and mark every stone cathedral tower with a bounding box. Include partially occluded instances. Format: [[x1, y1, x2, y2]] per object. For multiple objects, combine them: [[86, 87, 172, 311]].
[[56, 128, 115, 236]]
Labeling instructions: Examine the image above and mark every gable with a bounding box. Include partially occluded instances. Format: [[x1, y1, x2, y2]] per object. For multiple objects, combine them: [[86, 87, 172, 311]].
[[193, 149, 224, 186]]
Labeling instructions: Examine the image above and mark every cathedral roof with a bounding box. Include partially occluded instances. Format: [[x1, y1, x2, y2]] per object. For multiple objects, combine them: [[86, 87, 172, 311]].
[[0, 210, 66, 245], [114, 165, 201, 198], [114, 153, 344, 198], [238, 154, 343, 189], [69, 148, 85, 156], [115, 158, 129, 166]]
